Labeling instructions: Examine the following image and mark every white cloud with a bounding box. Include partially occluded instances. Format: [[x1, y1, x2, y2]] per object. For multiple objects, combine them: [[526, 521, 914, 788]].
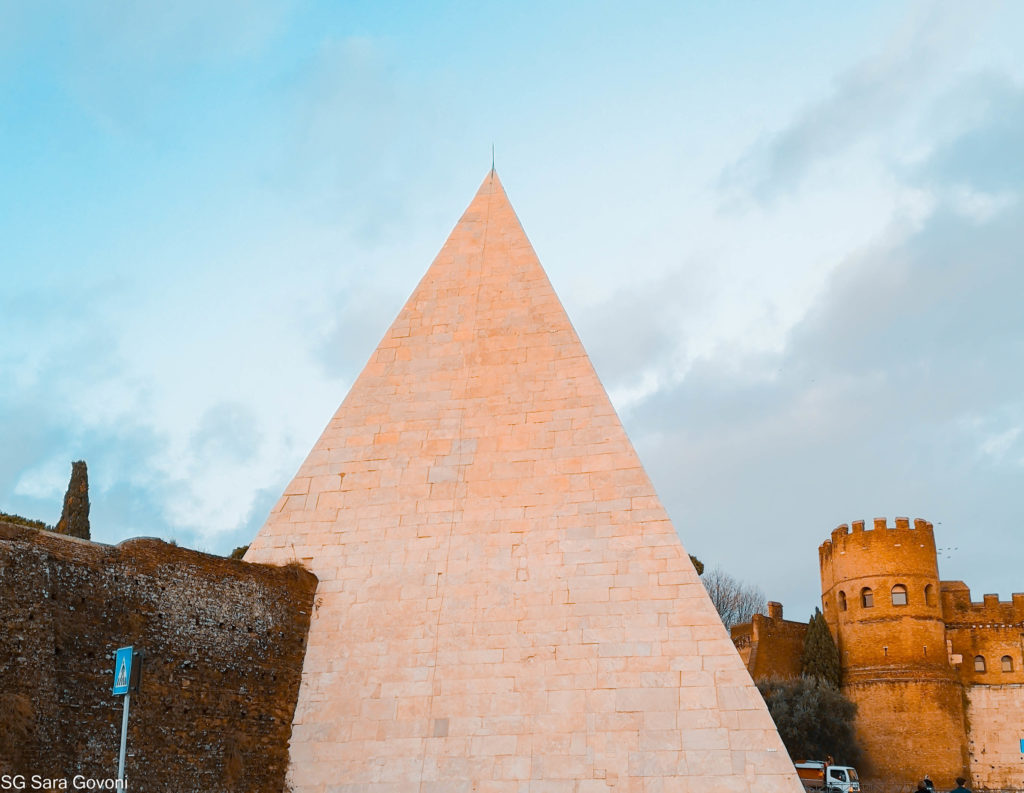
[[946, 185, 1016, 224], [721, 3, 997, 202], [978, 426, 1022, 462], [13, 457, 68, 501]]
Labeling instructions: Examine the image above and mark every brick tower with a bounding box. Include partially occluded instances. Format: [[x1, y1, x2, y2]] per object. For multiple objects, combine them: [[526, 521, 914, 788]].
[[819, 518, 969, 788], [246, 171, 801, 792]]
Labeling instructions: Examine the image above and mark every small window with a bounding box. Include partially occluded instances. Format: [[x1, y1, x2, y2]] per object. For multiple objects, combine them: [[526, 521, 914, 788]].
[[924, 583, 935, 606], [975, 655, 986, 673], [1002, 655, 1014, 672], [861, 588, 874, 608], [891, 584, 908, 606], [838, 591, 847, 611], [828, 769, 847, 782]]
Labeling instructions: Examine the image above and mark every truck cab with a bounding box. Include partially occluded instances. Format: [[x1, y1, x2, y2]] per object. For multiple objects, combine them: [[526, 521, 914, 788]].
[[794, 760, 860, 793]]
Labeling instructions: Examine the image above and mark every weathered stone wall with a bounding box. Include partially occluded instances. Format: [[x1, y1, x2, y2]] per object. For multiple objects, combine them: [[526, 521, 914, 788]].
[[729, 518, 1024, 790], [819, 518, 947, 671], [731, 610, 806, 681], [842, 675, 969, 787], [966, 684, 1024, 791], [817, 518, 970, 788], [942, 582, 1024, 687], [0, 521, 316, 793]]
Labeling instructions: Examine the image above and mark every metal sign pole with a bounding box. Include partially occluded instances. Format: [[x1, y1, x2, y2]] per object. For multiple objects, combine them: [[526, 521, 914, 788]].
[[117, 690, 130, 783], [112, 645, 138, 784]]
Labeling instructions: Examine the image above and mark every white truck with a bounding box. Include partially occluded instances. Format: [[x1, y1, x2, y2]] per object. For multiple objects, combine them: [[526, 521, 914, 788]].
[[794, 760, 860, 793]]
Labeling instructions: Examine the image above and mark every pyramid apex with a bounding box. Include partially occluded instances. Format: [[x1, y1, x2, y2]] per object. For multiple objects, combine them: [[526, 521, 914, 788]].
[[245, 170, 803, 792], [447, 167, 523, 256], [474, 165, 504, 196]]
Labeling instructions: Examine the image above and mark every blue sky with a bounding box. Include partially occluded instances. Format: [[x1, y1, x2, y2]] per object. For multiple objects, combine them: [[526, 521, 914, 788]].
[[2, 1, 1023, 617]]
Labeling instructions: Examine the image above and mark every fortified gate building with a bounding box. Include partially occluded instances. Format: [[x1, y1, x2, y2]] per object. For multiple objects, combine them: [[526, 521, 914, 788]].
[[732, 517, 1024, 791]]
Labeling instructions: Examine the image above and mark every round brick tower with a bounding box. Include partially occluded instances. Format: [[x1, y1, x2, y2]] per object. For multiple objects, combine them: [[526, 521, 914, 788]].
[[818, 518, 969, 788]]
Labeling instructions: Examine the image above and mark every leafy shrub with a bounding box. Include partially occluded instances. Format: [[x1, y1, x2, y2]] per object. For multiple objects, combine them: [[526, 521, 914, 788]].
[[758, 676, 862, 766]]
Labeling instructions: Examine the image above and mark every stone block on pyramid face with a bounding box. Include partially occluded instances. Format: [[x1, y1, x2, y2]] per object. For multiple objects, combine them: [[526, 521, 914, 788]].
[[726, 728, 781, 752], [711, 667, 758, 688], [519, 781, 575, 793], [616, 687, 680, 713], [345, 431, 376, 447], [675, 729, 733, 754], [627, 750, 687, 778], [325, 446, 358, 465], [679, 749, 737, 774], [653, 641, 701, 666], [677, 706, 726, 732], [283, 476, 312, 496], [308, 488, 351, 514], [677, 674, 718, 705], [598, 668, 680, 690], [493, 755, 531, 781]]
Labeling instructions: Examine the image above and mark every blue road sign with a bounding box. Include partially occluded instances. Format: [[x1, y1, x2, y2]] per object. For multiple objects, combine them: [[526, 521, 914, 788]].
[[113, 646, 133, 695]]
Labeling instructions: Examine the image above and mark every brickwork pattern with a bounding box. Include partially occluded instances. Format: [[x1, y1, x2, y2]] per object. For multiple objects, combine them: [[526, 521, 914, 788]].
[[819, 518, 969, 788], [246, 172, 802, 792], [942, 582, 1024, 687], [730, 612, 806, 682], [0, 521, 316, 792], [733, 519, 1024, 790]]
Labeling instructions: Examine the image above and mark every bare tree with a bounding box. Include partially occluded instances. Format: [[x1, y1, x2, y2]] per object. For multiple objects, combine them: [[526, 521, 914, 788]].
[[702, 566, 766, 630]]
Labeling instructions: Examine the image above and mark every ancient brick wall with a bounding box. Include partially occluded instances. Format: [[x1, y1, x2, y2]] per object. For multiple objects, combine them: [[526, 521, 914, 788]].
[[942, 582, 1024, 687], [0, 521, 316, 793], [819, 518, 948, 669], [966, 684, 1024, 790], [728, 519, 1024, 790], [843, 676, 969, 787], [731, 606, 807, 681]]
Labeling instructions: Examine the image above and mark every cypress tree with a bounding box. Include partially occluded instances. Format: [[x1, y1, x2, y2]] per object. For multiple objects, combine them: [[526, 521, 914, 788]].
[[56, 460, 90, 541], [800, 607, 842, 688]]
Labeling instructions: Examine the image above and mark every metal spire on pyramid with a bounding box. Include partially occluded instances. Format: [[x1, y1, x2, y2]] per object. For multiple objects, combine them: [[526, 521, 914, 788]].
[[246, 172, 802, 792]]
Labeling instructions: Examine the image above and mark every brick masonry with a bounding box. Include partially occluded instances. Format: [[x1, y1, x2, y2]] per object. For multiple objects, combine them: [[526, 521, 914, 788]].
[[730, 604, 805, 682], [246, 171, 803, 792], [0, 521, 316, 792], [733, 517, 1024, 791]]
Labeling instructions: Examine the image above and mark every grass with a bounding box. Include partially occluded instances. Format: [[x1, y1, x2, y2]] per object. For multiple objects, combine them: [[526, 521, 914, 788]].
[[0, 511, 51, 531]]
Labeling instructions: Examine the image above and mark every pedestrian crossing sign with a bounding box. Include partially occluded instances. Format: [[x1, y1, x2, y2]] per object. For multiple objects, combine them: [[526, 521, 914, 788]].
[[112, 646, 133, 695]]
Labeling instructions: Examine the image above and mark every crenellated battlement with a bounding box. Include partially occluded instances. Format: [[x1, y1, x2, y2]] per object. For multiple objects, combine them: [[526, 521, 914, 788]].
[[804, 518, 1022, 788], [940, 581, 1024, 625], [819, 517, 935, 563]]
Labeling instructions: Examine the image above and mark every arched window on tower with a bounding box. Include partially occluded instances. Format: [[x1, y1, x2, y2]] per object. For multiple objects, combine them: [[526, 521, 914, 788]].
[[1002, 655, 1014, 672], [924, 583, 935, 606], [838, 591, 847, 611], [974, 655, 986, 673], [891, 584, 908, 606], [861, 588, 874, 608]]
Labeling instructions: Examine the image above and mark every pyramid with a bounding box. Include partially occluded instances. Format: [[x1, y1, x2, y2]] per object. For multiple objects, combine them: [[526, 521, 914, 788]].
[[246, 172, 801, 793]]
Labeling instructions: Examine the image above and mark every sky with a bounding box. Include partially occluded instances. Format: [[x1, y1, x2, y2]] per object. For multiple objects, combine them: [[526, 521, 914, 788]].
[[2, 1, 1022, 619]]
